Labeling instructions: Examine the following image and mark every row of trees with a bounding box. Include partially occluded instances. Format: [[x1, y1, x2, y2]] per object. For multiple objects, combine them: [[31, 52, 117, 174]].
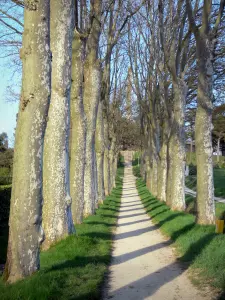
[[3, 0, 142, 283], [128, 0, 224, 224], [3, 0, 225, 284]]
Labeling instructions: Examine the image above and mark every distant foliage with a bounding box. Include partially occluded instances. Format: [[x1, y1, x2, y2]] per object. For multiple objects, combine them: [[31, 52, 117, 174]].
[[0, 186, 11, 231], [189, 164, 197, 176]]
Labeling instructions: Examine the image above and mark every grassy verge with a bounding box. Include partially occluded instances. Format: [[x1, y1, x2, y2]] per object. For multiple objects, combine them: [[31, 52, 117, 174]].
[[0, 167, 123, 300], [186, 168, 225, 198], [135, 174, 225, 294], [132, 165, 225, 219]]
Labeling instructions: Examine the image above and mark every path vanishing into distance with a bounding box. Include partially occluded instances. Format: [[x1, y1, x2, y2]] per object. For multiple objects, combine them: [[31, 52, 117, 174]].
[[104, 154, 211, 300]]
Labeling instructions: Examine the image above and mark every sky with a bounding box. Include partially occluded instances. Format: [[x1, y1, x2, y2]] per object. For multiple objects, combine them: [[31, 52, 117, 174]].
[[0, 2, 22, 148], [0, 58, 20, 147]]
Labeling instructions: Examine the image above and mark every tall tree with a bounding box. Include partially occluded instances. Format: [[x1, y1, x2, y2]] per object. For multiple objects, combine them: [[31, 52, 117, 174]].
[[159, 0, 189, 211], [187, 0, 225, 224], [4, 0, 51, 283], [42, 0, 75, 249], [70, 2, 87, 224], [83, 0, 102, 216]]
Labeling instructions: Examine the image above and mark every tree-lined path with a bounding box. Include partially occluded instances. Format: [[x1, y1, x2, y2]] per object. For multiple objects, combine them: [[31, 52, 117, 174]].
[[104, 153, 210, 300]]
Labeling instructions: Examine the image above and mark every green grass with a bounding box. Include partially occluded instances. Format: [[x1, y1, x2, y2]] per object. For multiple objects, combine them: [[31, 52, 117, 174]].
[[186, 168, 225, 198], [136, 177, 225, 294], [0, 167, 124, 300], [133, 165, 225, 220]]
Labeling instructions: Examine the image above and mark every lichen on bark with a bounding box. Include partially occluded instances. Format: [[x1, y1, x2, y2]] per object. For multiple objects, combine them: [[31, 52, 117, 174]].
[[4, 0, 51, 283], [42, 0, 75, 250]]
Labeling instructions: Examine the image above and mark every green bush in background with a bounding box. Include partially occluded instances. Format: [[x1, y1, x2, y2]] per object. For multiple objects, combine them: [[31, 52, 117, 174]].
[[0, 168, 12, 185], [186, 152, 225, 168], [0, 185, 11, 229], [189, 164, 197, 175]]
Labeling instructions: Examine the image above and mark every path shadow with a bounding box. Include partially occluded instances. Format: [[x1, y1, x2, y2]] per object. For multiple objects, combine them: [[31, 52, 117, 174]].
[[121, 204, 142, 208], [122, 200, 140, 203], [114, 226, 156, 240], [118, 212, 146, 219], [85, 218, 150, 228], [112, 240, 172, 266], [120, 207, 143, 213], [106, 233, 215, 299], [122, 193, 139, 196], [106, 262, 183, 299]]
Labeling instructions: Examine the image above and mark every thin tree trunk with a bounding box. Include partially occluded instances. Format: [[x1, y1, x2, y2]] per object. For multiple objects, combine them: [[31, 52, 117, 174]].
[[96, 100, 105, 204], [104, 117, 111, 195], [4, 0, 51, 283], [166, 136, 173, 206], [109, 135, 116, 192], [83, 0, 102, 217], [169, 79, 186, 211], [158, 141, 168, 202], [42, 0, 75, 250], [83, 62, 101, 216], [195, 50, 215, 223], [217, 137, 221, 163], [70, 32, 86, 224]]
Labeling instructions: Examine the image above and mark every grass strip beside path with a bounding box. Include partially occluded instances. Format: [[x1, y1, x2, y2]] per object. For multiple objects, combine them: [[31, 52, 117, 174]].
[[0, 167, 123, 300], [186, 168, 225, 198], [135, 176, 225, 295]]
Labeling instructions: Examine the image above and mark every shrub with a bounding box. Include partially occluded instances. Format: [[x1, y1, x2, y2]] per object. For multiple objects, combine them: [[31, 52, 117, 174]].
[[133, 165, 141, 177], [0, 168, 12, 185], [189, 164, 197, 175], [0, 185, 11, 232]]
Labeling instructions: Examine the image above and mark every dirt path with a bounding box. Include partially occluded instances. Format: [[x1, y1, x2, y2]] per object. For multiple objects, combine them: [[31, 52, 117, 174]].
[[104, 155, 211, 300]]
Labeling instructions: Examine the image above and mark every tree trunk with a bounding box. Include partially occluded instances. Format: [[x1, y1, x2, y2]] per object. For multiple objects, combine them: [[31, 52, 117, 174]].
[[83, 61, 101, 216], [194, 31, 215, 224], [96, 100, 105, 204], [186, 0, 216, 225], [166, 137, 173, 207], [169, 79, 186, 211], [109, 135, 116, 193], [83, 0, 102, 217], [4, 0, 51, 283], [42, 0, 75, 250], [113, 154, 118, 188], [70, 32, 86, 224], [103, 117, 111, 195], [217, 137, 221, 163], [158, 141, 168, 202]]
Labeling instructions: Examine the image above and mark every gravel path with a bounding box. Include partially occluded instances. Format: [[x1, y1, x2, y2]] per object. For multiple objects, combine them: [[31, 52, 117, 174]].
[[104, 156, 211, 300]]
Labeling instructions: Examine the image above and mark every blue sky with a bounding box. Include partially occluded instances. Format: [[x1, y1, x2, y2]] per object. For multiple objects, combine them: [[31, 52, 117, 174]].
[[0, 58, 19, 147], [0, 2, 22, 147]]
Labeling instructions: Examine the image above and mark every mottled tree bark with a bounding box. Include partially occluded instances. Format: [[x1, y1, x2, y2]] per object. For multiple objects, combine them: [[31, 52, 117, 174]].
[[4, 0, 51, 283], [42, 0, 75, 250], [169, 79, 186, 211], [96, 100, 105, 204], [109, 135, 116, 192], [70, 31, 86, 224], [217, 137, 221, 162], [158, 137, 168, 202], [104, 123, 111, 196], [151, 125, 159, 197], [83, 0, 102, 217], [195, 39, 215, 224], [186, 0, 222, 224], [166, 136, 173, 206], [83, 61, 101, 216]]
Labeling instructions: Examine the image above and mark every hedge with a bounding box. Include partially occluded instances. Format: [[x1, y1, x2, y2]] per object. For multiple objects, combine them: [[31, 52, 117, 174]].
[[0, 185, 11, 231]]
